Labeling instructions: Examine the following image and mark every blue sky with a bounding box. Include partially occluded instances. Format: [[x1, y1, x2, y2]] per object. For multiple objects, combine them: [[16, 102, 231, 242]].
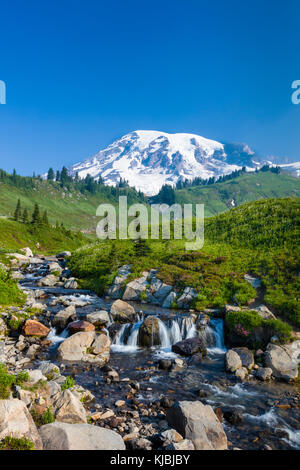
[[0, 0, 299, 175]]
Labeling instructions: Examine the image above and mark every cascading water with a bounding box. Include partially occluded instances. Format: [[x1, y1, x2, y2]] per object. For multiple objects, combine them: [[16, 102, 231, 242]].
[[110, 314, 225, 353], [47, 327, 69, 346]]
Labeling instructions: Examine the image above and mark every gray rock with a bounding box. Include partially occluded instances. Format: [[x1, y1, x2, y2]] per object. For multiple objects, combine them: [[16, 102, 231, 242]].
[[64, 278, 78, 289], [110, 299, 136, 323], [232, 347, 254, 370], [123, 276, 149, 301], [52, 389, 87, 424], [0, 399, 42, 449], [255, 367, 273, 381], [52, 305, 76, 331], [86, 310, 110, 327], [254, 305, 276, 320], [162, 291, 177, 308], [172, 336, 207, 356], [166, 401, 227, 450], [225, 350, 242, 373], [57, 331, 95, 361], [264, 344, 298, 382], [38, 274, 58, 287], [39, 422, 125, 450]]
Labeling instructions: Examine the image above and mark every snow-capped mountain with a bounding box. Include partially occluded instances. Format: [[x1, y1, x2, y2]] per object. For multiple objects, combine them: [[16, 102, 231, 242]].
[[68, 130, 271, 195]]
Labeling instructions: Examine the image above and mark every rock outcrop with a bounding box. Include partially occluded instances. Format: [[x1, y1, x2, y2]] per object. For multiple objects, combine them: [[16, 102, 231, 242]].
[[166, 401, 227, 450], [39, 422, 125, 450]]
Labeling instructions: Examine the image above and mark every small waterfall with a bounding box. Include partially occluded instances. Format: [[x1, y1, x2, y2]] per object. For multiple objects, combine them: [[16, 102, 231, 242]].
[[127, 321, 143, 347], [169, 320, 182, 344], [208, 318, 226, 353], [158, 318, 171, 348], [47, 327, 69, 345], [109, 314, 226, 354]]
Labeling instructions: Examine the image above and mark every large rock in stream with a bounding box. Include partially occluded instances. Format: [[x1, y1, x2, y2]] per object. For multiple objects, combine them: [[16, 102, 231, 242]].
[[172, 336, 207, 356], [23, 320, 50, 338], [39, 422, 125, 450], [264, 343, 298, 382], [137, 316, 160, 347], [110, 299, 136, 323], [52, 305, 76, 332], [166, 401, 227, 450], [57, 331, 95, 361]]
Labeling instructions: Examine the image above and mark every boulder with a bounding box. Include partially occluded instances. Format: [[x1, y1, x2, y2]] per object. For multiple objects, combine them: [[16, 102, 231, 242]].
[[57, 331, 95, 361], [48, 262, 62, 274], [122, 276, 148, 301], [26, 369, 47, 384], [235, 367, 248, 381], [89, 333, 110, 356], [67, 320, 95, 335], [162, 291, 177, 309], [86, 310, 110, 327], [149, 278, 173, 305], [225, 350, 242, 373], [23, 320, 50, 338], [166, 401, 227, 450], [223, 407, 244, 425], [52, 305, 76, 331], [106, 264, 131, 299], [38, 274, 58, 287], [0, 399, 42, 449], [254, 305, 276, 320], [20, 247, 33, 257], [176, 287, 197, 309], [264, 344, 298, 382], [39, 422, 125, 450], [172, 337, 207, 357], [137, 316, 160, 347], [232, 347, 254, 370], [52, 389, 87, 424], [255, 367, 273, 381], [64, 278, 78, 289], [110, 299, 136, 323]]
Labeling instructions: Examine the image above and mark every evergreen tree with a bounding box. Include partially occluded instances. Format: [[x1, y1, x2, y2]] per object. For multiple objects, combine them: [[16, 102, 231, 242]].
[[42, 210, 49, 226], [22, 208, 28, 224], [133, 238, 151, 257], [56, 170, 60, 182], [60, 166, 69, 184], [47, 168, 55, 181], [14, 199, 21, 221], [31, 203, 40, 225]]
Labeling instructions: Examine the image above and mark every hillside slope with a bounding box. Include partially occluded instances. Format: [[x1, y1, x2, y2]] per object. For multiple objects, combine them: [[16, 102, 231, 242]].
[[173, 172, 300, 216], [0, 176, 146, 232]]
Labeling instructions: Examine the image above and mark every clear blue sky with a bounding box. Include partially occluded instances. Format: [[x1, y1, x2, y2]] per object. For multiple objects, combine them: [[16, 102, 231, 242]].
[[0, 0, 299, 175]]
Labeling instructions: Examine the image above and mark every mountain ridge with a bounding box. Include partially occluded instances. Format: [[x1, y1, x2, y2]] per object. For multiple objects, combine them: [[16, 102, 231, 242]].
[[69, 130, 276, 195]]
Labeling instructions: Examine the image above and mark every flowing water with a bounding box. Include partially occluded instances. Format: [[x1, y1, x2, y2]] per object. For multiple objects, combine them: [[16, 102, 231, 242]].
[[20, 261, 300, 450]]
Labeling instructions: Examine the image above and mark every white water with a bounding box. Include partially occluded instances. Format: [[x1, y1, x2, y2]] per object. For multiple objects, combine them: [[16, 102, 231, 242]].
[[47, 327, 69, 345], [110, 314, 225, 355]]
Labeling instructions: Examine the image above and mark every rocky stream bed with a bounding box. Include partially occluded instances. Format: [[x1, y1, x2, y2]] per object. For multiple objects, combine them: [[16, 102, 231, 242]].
[[0, 250, 299, 451]]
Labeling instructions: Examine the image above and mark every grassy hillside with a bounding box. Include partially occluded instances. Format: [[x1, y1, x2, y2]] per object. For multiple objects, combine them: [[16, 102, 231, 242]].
[[0, 218, 87, 255], [174, 172, 300, 216], [0, 175, 147, 232], [69, 198, 300, 329]]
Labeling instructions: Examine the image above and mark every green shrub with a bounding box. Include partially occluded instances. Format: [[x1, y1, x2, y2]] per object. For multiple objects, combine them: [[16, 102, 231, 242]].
[[0, 268, 26, 306], [0, 436, 34, 450], [0, 364, 29, 399], [61, 376, 75, 390]]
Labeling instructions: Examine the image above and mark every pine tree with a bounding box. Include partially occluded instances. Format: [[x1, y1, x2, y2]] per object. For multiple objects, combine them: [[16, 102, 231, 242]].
[[56, 170, 60, 182], [47, 168, 55, 181], [42, 210, 49, 226], [14, 199, 21, 221], [60, 166, 69, 184], [31, 203, 40, 225], [22, 208, 28, 224]]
